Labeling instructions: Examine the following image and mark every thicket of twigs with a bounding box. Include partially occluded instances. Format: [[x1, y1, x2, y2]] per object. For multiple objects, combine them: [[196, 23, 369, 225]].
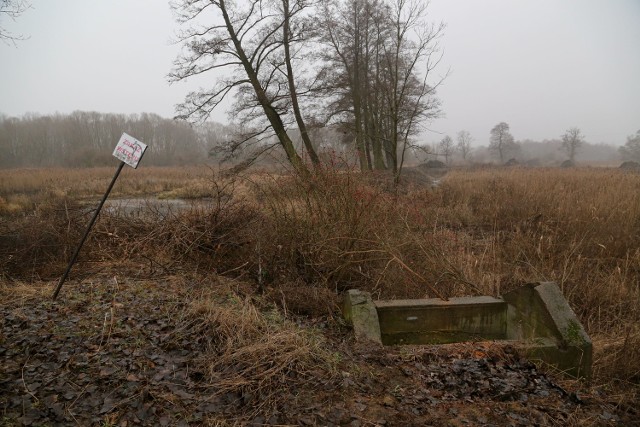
[[1, 165, 639, 401]]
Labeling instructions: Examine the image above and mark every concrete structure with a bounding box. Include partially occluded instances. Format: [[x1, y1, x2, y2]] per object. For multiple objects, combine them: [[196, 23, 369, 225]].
[[342, 290, 381, 343], [342, 282, 592, 379]]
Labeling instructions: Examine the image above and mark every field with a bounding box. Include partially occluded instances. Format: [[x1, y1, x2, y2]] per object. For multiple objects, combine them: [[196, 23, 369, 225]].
[[1, 165, 639, 425]]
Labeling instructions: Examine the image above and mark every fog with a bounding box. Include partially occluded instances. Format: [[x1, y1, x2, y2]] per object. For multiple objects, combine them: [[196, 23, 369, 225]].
[[0, 0, 638, 149]]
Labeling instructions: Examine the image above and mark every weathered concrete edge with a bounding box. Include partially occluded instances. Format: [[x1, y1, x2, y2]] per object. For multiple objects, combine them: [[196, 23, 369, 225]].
[[534, 282, 592, 380], [342, 290, 382, 344], [503, 282, 592, 380], [534, 282, 592, 347], [375, 295, 504, 308]]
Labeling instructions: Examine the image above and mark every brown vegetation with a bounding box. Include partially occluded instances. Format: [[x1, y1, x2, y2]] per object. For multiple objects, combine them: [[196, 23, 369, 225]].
[[1, 165, 639, 423]]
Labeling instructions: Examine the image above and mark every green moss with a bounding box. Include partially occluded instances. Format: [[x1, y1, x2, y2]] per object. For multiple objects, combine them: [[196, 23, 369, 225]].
[[565, 320, 585, 345]]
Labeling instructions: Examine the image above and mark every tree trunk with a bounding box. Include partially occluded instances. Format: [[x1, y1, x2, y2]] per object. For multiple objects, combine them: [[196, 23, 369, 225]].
[[283, 0, 320, 166], [351, 5, 368, 172], [219, 0, 308, 175]]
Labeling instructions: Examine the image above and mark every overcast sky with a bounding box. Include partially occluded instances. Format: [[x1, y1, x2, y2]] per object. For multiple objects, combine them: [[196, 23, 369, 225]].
[[1, 0, 638, 146]]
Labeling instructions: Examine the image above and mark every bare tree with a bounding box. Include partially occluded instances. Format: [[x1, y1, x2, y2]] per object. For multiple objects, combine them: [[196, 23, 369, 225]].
[[456, 130, 472, 161], [381, 0, 445, 181], [0, 111, 206, 167], [282, 0, 320, 166], [489, 122, 516, 163], [437, 135, 454, 165], [316, 0, 377, 171], [560, 127, 584, 162], [411, 142, 437, 163], [317, 0, 444, 178], [619, 130, 640, 162], [170, 0, 317, 174], [0, 0, 30, 44]]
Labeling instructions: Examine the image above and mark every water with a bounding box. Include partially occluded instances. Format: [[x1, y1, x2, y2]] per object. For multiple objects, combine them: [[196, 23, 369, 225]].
[[101, 197, 214, 217]]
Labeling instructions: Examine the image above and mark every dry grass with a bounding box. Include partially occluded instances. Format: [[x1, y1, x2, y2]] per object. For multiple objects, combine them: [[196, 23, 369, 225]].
[[241, 166, 640, 394], [0, 280, 55, 307], [168, 285, 337, 416], [424, 167, 640, 392], [1, 164, 639, 403], [0, 166, 233, 215], [0, 168, 259, 279]]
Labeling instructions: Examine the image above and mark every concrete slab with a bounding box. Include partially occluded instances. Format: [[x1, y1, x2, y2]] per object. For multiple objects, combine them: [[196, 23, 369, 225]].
[[342, 282, 592, 380], [376, 296, 507, 345]]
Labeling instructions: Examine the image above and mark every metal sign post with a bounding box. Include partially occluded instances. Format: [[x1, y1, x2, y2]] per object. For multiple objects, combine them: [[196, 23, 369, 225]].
[[52, 133, 147, 300]]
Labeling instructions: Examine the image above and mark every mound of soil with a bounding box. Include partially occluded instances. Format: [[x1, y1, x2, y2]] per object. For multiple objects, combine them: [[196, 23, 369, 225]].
[[418, 160, 447, 169], [620, 161, 640, 171], [1, 275, 634, 426], [399, 167, 441, 187]]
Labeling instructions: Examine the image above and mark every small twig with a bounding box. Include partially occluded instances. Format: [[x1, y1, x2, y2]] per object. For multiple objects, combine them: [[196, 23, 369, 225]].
[[220, 261, 250, 276], [255, 236, 267, 293], [107, 276, 118, 344], [21, 356, 39, 403], [96, 312, 109, 352], [373, 258, 395, 294], [391, 254, 448, 301], [67, 380, 93, 415], [279, 288, 288, 317], [95, 277, 118, 353], [141, 254, 172, 274], [67, 411, 79, 424]]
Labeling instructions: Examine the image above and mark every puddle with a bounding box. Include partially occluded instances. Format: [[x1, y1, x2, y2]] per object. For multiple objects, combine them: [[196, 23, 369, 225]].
[[100, 197, 215, 217]]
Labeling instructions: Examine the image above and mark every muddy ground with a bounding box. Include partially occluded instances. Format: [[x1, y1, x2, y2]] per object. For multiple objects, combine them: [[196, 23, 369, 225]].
[[0, 273, 636, 426]]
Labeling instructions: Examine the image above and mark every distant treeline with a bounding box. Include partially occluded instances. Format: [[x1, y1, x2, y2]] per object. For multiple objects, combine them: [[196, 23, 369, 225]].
[[0, 111, 233, 168]]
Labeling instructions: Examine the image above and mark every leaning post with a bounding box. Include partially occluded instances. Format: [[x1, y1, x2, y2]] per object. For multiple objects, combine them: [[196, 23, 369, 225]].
[[52, 133, 147, 300]]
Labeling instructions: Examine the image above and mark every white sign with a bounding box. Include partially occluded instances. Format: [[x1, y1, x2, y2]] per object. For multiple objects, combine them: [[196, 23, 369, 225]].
[[112, 133, 147, 169]]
